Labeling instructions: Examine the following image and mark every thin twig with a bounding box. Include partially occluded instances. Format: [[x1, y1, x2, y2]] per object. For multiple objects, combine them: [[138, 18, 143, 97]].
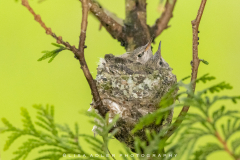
[[215, 131, 237, 159], [150, 0, 177, 39], [164, 0, 207, 140], [21, 0, 109, 117], [21, 0, 78, 53], [207, 118, 239, 160], [77, 0, 109, 117], [107, 147, 116, 160], [208, 118, 238, 160]]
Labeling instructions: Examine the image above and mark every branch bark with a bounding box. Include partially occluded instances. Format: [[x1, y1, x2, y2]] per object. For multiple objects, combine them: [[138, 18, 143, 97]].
[[85, 0, 177, 51], [91, 0, 124, 26], [124, 0, 151, 51], [150, 0, 177, 39], [164, 0, 207, 140], [83, 0, 126, 45], [77, 0, 109, 117], [21, 0, 109, 117]]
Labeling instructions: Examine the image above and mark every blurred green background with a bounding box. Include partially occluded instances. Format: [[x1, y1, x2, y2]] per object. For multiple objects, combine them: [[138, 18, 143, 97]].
[[0, 0, 240, 159]]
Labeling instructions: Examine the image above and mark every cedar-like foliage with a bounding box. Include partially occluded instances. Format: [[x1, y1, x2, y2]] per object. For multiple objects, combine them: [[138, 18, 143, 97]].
[[1, 74, 240, 160]]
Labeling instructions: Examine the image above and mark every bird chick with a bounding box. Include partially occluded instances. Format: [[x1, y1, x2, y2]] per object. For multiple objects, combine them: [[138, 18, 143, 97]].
[[120, 40, 153, 64], [145, 41, 169, 69], [104, 54, 115, 63]]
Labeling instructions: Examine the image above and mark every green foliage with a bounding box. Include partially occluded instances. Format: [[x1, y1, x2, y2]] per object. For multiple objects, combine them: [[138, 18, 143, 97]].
[[195, 74, 215, 83], [128, 74, 240, 160], [133, 128, 171, 160], [191, 143, 223, 160], [38, 43, 66, 63], [165, 74, 240, 160], [1, 74, 240, 160], [1, 105, 121, 160], [200, 59, 209, 65]]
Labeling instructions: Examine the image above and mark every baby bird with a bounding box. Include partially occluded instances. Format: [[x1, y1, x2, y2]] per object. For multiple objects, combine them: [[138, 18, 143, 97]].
[[145, 41, 169, 69], [120, 40, 153, 64]]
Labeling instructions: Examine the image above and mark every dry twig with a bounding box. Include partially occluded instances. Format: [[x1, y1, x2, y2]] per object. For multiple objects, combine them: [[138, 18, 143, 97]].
[[21, 0, 78, 53], [164, 0, 207, 140]]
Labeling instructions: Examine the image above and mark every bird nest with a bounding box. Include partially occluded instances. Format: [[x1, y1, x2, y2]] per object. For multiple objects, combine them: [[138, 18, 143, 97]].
[[88, 41, 177, 150]]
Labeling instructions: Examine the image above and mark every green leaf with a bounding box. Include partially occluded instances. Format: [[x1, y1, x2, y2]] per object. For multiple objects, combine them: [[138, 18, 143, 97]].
[[4, 132, 22, 151], [191, 143, 223, 160], [200, 59, 209, 65], [182, 113, 206, 126], [181, 75, 191, 81], [196, 74, 215, 83], [38, 43, 66, 63], [198, 82, 233, 95], [231, 137, 240, 153], [1, 118, 17, 131], [38, 48, 65, 63], [51, 43, 64, 48], [21, 107, 36, 132], [221, 118, 240, 141], [212, 105, 239, 126]]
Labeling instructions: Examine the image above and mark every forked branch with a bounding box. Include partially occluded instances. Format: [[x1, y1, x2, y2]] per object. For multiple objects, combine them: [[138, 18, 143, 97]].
[[85, 0, 177, 50], [164, 0, 207, 140]]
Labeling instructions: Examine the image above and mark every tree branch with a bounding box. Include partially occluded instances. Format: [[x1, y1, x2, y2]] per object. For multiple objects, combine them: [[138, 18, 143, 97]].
[[91, 0, 124, 26], [164, 0, 207, 140], [77, 0, 109, 117], [82, 0, 125, 44], [150, 0, 177, 39], [21, 0, 109, 117], [125, 0, 151, 51]]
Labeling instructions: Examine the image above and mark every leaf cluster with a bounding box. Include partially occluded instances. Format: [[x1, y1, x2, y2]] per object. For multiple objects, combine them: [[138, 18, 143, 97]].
[[38, 43, 66, 63]]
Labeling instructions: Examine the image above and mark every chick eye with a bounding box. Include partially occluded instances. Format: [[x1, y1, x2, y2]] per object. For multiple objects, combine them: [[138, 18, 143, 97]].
[[138, 52, 144, 58]]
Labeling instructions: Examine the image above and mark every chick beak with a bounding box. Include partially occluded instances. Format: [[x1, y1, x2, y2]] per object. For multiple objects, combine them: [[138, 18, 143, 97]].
[[158, 41, 162, 58], [145, 38, 153, 51]]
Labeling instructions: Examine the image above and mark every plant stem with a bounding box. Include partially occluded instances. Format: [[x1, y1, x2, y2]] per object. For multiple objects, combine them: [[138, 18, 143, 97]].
[[215, 131, 236, 159], [164, 0, 207, 140]]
